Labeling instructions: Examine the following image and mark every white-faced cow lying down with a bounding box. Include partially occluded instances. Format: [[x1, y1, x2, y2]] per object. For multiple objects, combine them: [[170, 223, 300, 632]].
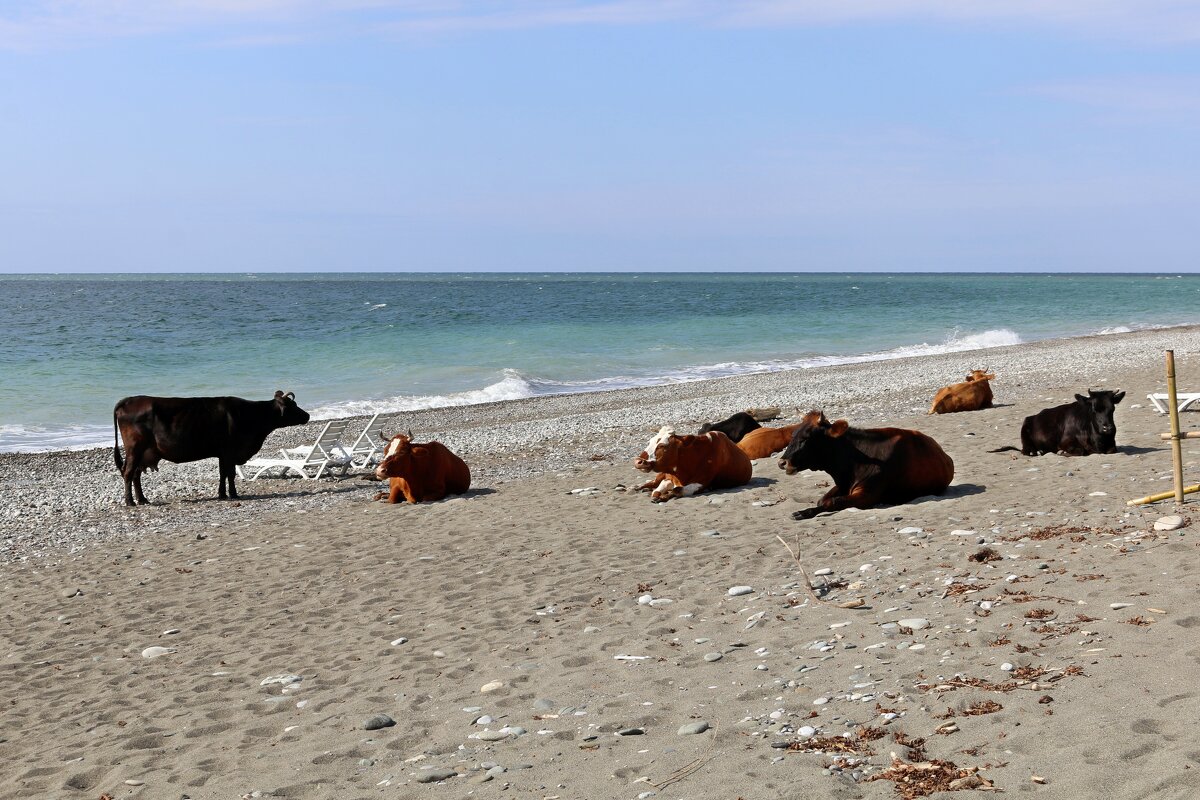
[[778, 411, 954, 519], [990, 389, 1124, 456], [374, 432, 471, 503], [634, 430, 752, 502], [928, 369, 996, 415], [113, 390, 311, 506]]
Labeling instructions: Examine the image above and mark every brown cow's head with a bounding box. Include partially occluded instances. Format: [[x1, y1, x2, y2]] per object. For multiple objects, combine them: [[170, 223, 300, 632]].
[[777, 410, 849, 475], [273, 390, 311, 426], [375, 431, 415, 481], [965, 369, 996, 383], [634, 426, 674, 472]]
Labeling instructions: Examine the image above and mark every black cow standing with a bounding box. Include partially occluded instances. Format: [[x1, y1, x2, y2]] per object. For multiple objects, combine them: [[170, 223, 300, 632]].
[[113, 390, 311, 506], [991, 389, 1125, 456], [698, 411, 761, 443]]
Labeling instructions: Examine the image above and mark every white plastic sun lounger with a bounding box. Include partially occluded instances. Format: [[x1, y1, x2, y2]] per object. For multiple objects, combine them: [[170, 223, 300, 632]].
[[345, 413, 389, 468], [1146, 393, 1200, 415], [238, 419, 354, 480]]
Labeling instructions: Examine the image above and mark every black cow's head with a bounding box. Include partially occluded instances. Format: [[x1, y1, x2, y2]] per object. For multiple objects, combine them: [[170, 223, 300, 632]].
[[777, 410, 849, 475], [1075, 389, 1124, 438], [273, 390, 311, 427]]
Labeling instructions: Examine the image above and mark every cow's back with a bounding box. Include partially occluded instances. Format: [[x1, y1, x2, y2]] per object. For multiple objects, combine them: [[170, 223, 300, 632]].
[[709, 432, 753, 488], [857, 427, 953, 500], [737, 425, 798, 460]]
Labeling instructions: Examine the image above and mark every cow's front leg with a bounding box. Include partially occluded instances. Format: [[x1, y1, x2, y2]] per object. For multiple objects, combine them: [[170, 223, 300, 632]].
[[225, 461, 239, 500], [387, 477, 411, 504], [651, 476, 684, 502], [636, 473, 667, 492]]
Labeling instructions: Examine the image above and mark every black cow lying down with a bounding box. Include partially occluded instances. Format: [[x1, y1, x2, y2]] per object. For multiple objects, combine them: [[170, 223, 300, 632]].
[[698, 412, 761, 443], [990, 389, 1124, 456], [114, 390, 310, 506]]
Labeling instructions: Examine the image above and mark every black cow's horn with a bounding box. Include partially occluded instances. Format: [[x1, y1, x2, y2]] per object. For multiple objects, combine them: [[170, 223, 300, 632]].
[[407, 429, 413, 439], [379, 431, 391, 442], [285, 391, 295, 400]]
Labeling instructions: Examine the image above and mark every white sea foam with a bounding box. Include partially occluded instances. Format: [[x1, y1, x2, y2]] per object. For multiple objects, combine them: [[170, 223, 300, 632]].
[[310, 328, 1027, 418]]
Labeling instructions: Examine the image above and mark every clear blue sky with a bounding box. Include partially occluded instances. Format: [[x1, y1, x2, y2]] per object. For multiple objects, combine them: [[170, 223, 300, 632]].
[[2, 1, 1199, 272]]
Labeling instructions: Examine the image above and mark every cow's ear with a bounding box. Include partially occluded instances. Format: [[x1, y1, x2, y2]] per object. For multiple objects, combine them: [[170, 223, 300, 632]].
[[1074, 394, 1089, 404], [1113, 390, 1125, 404], [274, 390, 284, 399], [828, 419, 850, 438]]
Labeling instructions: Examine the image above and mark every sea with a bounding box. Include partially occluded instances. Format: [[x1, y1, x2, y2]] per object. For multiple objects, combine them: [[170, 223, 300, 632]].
[[1, 272, 1197, 453]]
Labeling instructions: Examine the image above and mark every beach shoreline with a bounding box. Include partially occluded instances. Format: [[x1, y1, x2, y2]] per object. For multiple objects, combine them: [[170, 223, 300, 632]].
[[3, 324, 1200, 798]]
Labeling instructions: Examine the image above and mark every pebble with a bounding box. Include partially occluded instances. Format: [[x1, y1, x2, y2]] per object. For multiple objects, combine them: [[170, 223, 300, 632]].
[[617, 727, 645, 736], [727, 585, 753, 596], [416, 768, 457, 783], [798, 725, 817, 737], [1155, 515, 1185, 531], [533, 698, 555, 711], [1000, 662, 1015, 672], [500, 726, 526, 736], [583, 626, 601, 633], [363, 714, 396, 730], [678, 721, 710, 735], [59, 587, 81, 598], [700, 529, 722, 537], [260, 674, 302, 687], [648, 598, 673, 607], [161, 628, 180, 636], [813, 568, 833, 576], [124, 780, 144, 786], [898, 618, 930, 631], [390, 637, 408, 646], [637, 594, 653, 605], [1110, 602, 1133, 610], [476, 730, 510, 741], [813, 697, 829, 705], [475, 715, 494, 725], [140, 646, 175, 659], [950, 529, 976, 536], [703, 652, 723, 662], [898, 527, 923, 535], [480, 680, 505, 693]]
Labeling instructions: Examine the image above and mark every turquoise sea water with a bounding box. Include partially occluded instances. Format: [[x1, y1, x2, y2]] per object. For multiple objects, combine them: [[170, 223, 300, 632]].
[[1, 272, 1197, 452]]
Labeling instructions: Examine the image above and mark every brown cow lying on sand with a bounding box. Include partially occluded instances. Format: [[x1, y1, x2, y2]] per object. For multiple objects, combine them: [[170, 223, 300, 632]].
[[778, 411, 954, 519], [636, 431, 752, 502], [737, 424, 801, 460], [374, 432, 471, 503], [928, 369, 995, 415]]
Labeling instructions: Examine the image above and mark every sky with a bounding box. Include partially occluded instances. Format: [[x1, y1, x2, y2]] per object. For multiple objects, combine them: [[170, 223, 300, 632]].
[[2, 1, 1199, 273]]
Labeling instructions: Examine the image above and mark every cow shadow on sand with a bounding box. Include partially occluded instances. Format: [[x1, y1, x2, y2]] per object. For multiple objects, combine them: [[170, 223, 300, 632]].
[[908, 482, 987, 506], [1116, 444, 1160, 456]]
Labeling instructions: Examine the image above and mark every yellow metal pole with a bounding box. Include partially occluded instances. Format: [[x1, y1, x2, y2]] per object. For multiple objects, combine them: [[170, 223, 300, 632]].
[[1166, 350, 1186, 505]]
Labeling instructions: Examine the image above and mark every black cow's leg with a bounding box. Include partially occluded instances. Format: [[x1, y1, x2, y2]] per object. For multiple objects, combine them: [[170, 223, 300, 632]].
[[226, 460, 239, 500], [217, 459, 229, 499], [133, 471, 149, 505]]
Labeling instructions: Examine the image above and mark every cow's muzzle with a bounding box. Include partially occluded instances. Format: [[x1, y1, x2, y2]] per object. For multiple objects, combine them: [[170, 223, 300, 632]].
[[778, 458, 796, 475]]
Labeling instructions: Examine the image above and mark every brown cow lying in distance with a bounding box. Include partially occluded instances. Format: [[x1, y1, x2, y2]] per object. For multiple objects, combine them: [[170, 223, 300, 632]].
[[737, 424, 801, 460], [928, 369, 995, 414], [374, 432, 470, 503], [778, 411, 954, 519], [636, 431, 752, 502]]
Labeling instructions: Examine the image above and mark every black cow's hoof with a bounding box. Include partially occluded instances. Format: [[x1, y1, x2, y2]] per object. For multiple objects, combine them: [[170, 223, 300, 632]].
[[791, 509, 818, 520]]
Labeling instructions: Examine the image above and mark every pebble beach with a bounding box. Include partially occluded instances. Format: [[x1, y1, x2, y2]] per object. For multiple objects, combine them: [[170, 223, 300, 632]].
[[4, 324, 1200, 799]]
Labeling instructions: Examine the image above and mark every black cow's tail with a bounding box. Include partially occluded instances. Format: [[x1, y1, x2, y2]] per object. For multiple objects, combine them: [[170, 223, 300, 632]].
[[113, 407, 124, 472], [988, 445, 1022, 454]]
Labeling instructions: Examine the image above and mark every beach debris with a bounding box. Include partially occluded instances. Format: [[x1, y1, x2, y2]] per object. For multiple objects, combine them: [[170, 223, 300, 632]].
[[867, 756, 992, 798], [363, 714, 396, 730], [260, 674, 302, 687], [968, 547, 1001, 563], [140, 646, 174, 659]]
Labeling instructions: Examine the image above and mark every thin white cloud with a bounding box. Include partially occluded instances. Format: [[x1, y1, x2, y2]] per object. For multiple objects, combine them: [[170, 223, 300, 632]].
[[6, 0, 1200, 48]]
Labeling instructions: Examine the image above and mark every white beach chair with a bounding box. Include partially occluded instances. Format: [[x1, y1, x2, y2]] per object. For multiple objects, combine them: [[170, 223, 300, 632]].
[[238, 419, 354, 480], [1146, 393, 1200, 415], [345, 413, 389, 468]]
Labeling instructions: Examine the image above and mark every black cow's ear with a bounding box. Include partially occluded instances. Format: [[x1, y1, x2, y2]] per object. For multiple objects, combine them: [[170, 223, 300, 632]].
[[274, 390, 284, 399], [1074, 394, 1089, 403], [1113, 390, 1125, 404]]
